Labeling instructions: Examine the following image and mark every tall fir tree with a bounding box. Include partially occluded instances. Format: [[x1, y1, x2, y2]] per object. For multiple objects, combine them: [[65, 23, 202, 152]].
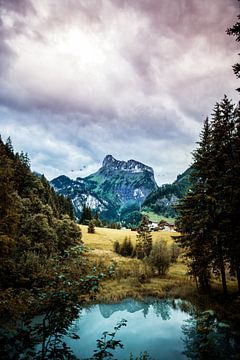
[[136, 215, 152, 259], [225, 102, 240, 290], [80, 205, 92, 224], [176, 118, 213, 290], [177, 97, 240, 295]]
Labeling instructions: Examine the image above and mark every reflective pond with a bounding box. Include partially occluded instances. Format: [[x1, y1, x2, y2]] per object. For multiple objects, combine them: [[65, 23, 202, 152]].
[[65, 297, 240, 360], [66, 298, 192, 359], [1, 297, 240, 359]]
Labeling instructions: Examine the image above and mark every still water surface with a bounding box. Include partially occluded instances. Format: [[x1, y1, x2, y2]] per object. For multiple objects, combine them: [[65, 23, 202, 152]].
[[66, 298, 191, 359]]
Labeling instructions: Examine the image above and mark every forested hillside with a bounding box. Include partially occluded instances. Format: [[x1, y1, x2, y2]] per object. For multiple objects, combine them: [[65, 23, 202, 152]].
[[0, 136, 80, 289], [142, 167, 192, 218]]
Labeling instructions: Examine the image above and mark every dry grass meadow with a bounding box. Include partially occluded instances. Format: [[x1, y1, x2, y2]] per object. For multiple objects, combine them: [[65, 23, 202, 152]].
[[80, 225, 238, 306], [81, 225, 177, 250], [80, 225, 196, 303]]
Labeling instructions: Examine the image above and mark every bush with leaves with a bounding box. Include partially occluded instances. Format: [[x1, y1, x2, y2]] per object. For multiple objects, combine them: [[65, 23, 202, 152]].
[[88, 220, 96, 233], [113, 239, 121, 254], [91, 319, 127, 359], [114, 237, 134, 257], [147, 239, 171, 276]]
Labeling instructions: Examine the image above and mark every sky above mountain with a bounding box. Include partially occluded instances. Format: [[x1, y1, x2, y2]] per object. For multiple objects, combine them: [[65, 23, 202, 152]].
[[0, 0, 239, 184]]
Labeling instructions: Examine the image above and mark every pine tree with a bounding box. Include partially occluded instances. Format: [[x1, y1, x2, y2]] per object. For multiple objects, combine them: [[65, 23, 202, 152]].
[[176, 118, 213, 290], [94, 211, 102, 227], [208, 97, 235, 295], [80, 205, 92, 224], [136, 216, 152, 259], [224, 102, 240, 291], [88, 220, 95, 234], [177, 97, 240, 295]]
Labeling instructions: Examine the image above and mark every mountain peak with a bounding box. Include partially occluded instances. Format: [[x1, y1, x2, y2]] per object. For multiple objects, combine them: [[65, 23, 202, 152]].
[[51, 154, 158, 221], [102, 154, 118, 167], [102, 155, 154, 174]]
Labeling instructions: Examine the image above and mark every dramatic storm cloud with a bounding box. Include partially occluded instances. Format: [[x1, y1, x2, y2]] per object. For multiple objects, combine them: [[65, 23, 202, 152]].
[[0, 0, 239, 183]]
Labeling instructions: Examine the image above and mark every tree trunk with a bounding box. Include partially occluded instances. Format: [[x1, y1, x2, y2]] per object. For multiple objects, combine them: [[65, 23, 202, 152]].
[[217, 237, 228, 296], [236, 266, 240, 293]]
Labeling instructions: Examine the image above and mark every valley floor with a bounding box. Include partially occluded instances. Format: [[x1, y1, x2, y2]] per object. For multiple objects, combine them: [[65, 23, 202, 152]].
[[1, 226, 239, 326], [81, 226, 239, 323]]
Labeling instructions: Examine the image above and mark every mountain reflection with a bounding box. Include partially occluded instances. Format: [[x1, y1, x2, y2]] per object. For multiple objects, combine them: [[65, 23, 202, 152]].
[[98, 298, 187, 321]]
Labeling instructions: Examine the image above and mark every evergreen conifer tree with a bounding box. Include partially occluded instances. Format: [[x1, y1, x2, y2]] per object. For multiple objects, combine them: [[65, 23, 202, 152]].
[[177, 97, 240, 295], [176, 118, 212, 290], [80, 205, 92, 224], [136, 216, 152, 259], [88, 220, 95, 233]]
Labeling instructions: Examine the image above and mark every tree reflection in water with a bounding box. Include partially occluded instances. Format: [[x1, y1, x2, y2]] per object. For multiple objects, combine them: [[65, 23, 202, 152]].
[[182, 310, 240, 360]]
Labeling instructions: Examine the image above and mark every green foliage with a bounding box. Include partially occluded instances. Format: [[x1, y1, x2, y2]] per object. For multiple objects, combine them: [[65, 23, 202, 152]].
[[0, 269, 104, 360], [106, 221, 121, 229], [182, 310, 235, 360], [0, 136, 82, 289], [80, 204, 93, 224], [176, 97, 240, 294], [93, 211, 102, 227], [129, 352, 152, 360], [113, 239, 121, 254], [170, 242, 180, 263], [91, 319, 127, 359], [119, 201, 142, 227], [147, 239, 171, 276], [114, 237, 134, 257], [136, 216, 152, 259], [55, 215, 81, 253], [142, 167, 192, 218], [88, 220, 96, 233]]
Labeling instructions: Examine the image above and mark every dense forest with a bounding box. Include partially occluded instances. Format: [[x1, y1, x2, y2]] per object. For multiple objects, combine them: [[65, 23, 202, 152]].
[[0, 136, 80, 289], [0, 136, 108, 359]]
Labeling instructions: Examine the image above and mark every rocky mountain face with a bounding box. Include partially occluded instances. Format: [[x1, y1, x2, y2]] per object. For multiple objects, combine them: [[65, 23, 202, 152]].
[[51, 155, 158, 221], [142, 167, 192, 218]]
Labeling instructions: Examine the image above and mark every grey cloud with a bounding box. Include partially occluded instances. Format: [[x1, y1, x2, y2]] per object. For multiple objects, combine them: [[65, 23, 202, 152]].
[[0, 0, 35, 15], [0, 0, 238, 116], [0, 0, 239, 184]]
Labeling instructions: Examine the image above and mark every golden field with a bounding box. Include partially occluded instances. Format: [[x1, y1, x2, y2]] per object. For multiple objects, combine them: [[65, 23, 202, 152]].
[[80, 225, 194, 303], [80, 225, 238, 306], [80, 225, 177, 251]]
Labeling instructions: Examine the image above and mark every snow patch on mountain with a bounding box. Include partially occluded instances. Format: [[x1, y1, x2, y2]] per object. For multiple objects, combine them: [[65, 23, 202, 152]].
[[133, 188, 145, 198]]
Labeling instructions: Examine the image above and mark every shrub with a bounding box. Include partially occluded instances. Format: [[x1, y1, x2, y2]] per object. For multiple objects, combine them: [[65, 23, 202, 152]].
[[121, 237, 134, 257], [88, 220, 95, 233], [148, 239, 171, 276], [113, 237, 134, 257], [113, 240, 121, 254]]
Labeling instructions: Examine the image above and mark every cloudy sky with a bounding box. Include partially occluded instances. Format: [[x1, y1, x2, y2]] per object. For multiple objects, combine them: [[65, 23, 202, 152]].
[[0, 0, 239, 184]]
